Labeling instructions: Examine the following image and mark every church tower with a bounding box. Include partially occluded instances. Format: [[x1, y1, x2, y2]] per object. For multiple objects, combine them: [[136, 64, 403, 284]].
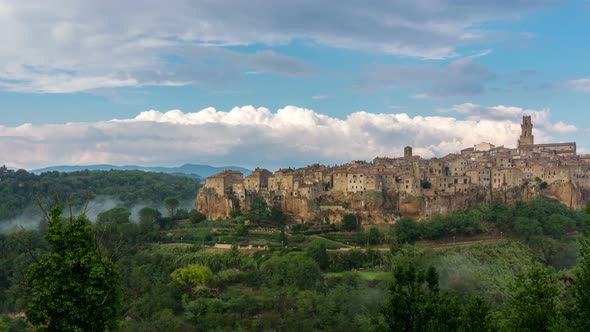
[[518, 116, 534, 147], [404, 146, 413, 159]]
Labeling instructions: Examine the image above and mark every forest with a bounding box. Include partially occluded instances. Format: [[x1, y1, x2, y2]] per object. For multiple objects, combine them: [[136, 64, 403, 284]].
[[0, 166, 200, 222], [1, 168, 590, 331]]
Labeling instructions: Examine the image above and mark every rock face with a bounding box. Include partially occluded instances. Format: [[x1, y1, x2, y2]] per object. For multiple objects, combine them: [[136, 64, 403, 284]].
[[542, 181, 584, 209], [196, 177, 586, 224], [195, 187, 238, 220]]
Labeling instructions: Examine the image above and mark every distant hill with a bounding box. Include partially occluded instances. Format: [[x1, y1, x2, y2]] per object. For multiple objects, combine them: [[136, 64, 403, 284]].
[[30, 164, 251, 179]]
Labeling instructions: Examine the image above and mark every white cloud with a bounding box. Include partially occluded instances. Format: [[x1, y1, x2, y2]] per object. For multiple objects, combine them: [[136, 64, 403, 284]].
[[552, 121, 577, 134], [445, 103, 577, 137], [0, 1, 555, 92], [563, 78, 590, 93], [1, 104, 579, 170]]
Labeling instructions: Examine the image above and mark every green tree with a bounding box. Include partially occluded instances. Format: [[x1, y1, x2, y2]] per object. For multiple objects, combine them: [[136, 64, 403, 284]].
[[260, 254, 322, 289], [342, 213, 357, 231], [138, 207, 160, 233], [394, 217, 421, 244], [189, 209, 206, 223], [461, 296, 496, 332], [247, 196, 270, 222], [270, 206, 286, 225], [381, 262, 461, 331], [163, 197, 179, 217], [234, 224, 248, 237], [389, 232, 399, 253], [505, 263, 560, 331], [171, 264, 213, 288], [26, 205, 122, 331], [174, 208, 189, 220], [96, 207, 131, 225], [420, 180, 432, 189], [368, 227, 383, 245], [574, 203, 590, 330], [306, 240, 329, 270], [278, 227, 288, 247]]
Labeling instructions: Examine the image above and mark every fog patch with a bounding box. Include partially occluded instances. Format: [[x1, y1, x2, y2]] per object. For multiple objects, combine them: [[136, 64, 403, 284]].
[[0, 195, 196, 233]]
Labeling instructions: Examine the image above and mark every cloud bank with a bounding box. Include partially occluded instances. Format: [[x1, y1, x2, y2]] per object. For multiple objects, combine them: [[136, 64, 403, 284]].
[[0, 1, 555, 92], [0, 105, 578, 170]]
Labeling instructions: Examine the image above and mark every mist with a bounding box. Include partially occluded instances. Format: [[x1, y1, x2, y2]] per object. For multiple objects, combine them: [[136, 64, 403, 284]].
[[0, 195, 196, 233]]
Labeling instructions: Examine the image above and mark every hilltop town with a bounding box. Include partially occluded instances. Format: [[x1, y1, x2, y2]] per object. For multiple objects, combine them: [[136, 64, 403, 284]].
[[196, 116, 590, 223]]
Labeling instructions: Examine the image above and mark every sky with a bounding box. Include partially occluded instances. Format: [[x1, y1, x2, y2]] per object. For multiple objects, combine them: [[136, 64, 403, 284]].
[[0, 0, 589, 170]]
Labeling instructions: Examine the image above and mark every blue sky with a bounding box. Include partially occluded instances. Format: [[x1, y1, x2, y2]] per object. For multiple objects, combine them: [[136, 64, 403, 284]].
[[0, 0, 589, 169]]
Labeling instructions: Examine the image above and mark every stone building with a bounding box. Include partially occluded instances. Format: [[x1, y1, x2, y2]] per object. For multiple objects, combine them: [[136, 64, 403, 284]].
[[244, 168, 272, 193], [196, 116, 588, 223], [203, 170, 244, 195]]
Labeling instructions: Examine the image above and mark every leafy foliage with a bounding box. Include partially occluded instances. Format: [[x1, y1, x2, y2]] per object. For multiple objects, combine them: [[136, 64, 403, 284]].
[[341, 213, 358, 231], [505, 263, 561, 331], [0, 168, 200, 222], [25, 205, 122, 331], [170, 264, 213, 287], [164, 197, 180, 217], [575, 203, 590, 330], [247, 196, 270, 222], [380, 262, 493, 332]]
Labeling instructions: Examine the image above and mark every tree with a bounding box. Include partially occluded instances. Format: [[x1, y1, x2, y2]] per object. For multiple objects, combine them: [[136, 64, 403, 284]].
[[368, 227, 383, 245], [247, 196, 270, 222], [138, 207, 160, 233], [163, 197, 179, 217], [189, 209, 206, 223], [461, 296, 496, 332], [394, 217, 421, 244], [306, 240, 329, 270], [171, 264, 213, 288], [234, 224, 248, 237], [381, 262, 462, 331], [342, 213, 357, 231], [174, 208, 190, 220], [278, 227, 289, 247], [270, 206, 286, 225], [26, 205, 122, 331], [260, 254, 322, 289], [505, 263, 560, 331], [96, 207, 131, 225], [574, 203, 590, 330]]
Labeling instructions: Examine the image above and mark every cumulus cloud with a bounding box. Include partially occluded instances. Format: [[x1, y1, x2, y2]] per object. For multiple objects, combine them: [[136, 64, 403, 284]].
[[446, 103, 577, 136], [552, 121, 578, 134], [359, 58, 495, 98], [0, 104, 579, 170], [0, 1, 555, 92], [563, 78, 590, 93]]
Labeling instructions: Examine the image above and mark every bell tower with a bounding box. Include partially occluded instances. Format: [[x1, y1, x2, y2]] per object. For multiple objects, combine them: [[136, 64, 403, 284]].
[[518, 116, 534, 148], [404, 146, 413, 159]]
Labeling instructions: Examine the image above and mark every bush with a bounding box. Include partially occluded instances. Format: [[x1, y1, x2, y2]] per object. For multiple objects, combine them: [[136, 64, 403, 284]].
[[342, 214, 357, 231], [189, 210, 206, 224], [229, 209, 242, 218], [395, 218, 421, 244]]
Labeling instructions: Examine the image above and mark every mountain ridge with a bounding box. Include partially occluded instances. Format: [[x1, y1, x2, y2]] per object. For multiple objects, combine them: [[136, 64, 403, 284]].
[[30, 163, 251, 179]]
